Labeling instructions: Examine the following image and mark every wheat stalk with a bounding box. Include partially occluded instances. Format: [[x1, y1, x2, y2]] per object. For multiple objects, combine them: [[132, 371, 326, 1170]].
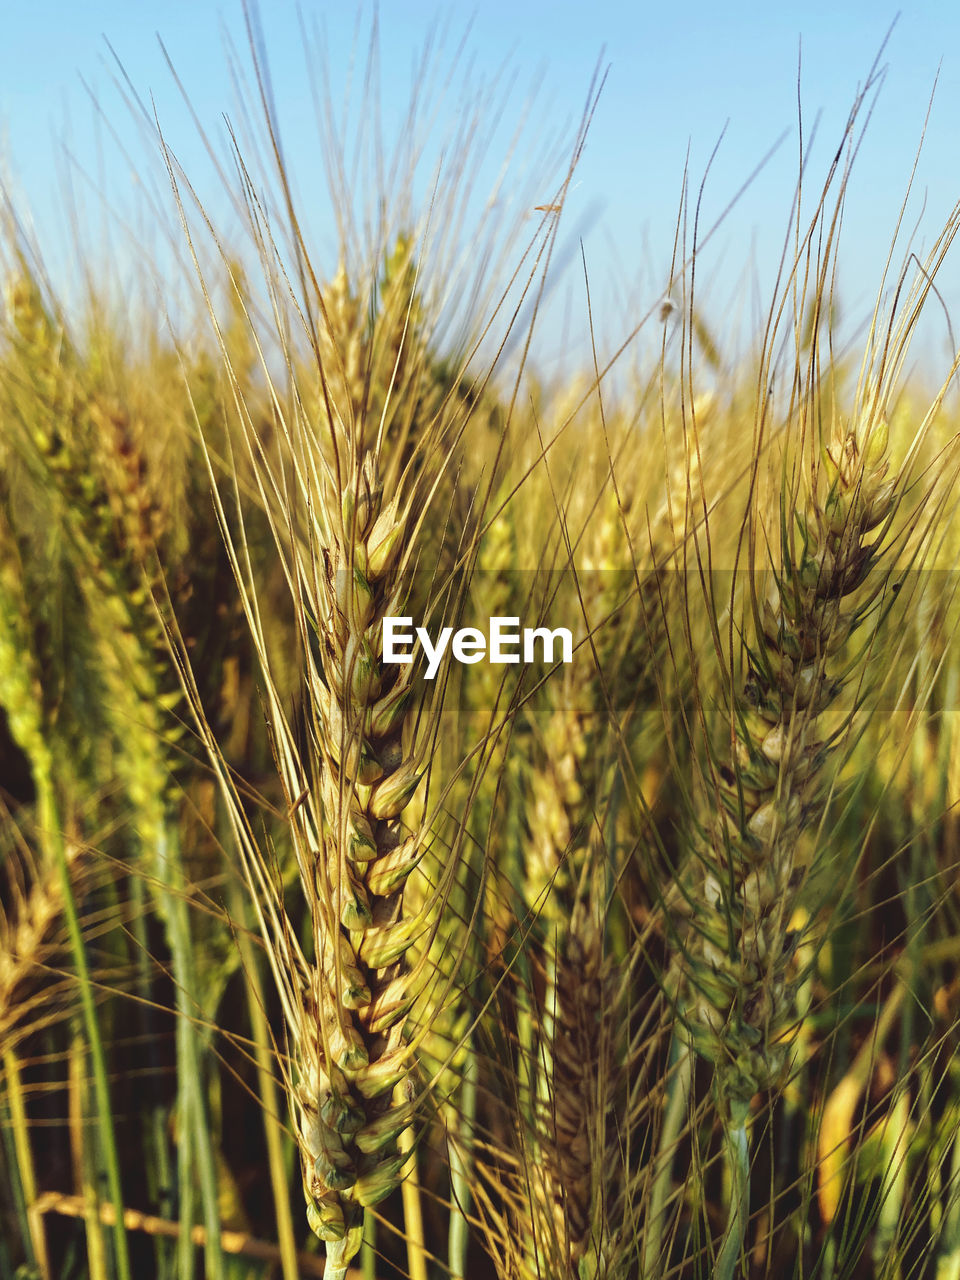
[[0, 413, 133, 1280], [480, 468, 669, 1280], [670, 195, 960, 1268], [171, 244, 459, 1270]]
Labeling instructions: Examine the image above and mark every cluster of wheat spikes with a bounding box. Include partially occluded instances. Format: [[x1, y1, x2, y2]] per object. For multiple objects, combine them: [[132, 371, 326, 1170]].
[[8, 21, 960, 1280]]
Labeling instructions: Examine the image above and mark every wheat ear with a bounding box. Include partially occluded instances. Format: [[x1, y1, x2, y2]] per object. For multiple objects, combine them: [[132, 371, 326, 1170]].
[[503, 475, 664, 1278], [179, 420, 436, 1278], [678, 379, 956, 1279], [290, 451, 427, 1271], [683, 411, 897, 1105]]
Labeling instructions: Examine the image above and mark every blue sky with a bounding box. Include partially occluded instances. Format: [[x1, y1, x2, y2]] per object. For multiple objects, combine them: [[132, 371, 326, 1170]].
[[1, 2, 958, 382]]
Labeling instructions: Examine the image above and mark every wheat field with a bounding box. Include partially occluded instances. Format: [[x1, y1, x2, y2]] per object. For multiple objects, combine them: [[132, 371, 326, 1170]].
[[2, 18, 960, 1280]]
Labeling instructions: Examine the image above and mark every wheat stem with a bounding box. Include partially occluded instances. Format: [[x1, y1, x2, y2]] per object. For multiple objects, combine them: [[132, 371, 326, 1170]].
[[69, 1026, 109, 1280], [128, 870, 176, 1277], [42, 781, 131, 1280], [400, 1123, 429, 1280], [2, 1046, 50, 1278], [160, 825, 224, 1280], [937, 1125, 960, 1280], [715, 1101, 750, 1280], [641, 1032, 693, 1280], [230, 880, 300, 1280], [448, 1045, 478, 1280], [362, 1210, 377, 1280]]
